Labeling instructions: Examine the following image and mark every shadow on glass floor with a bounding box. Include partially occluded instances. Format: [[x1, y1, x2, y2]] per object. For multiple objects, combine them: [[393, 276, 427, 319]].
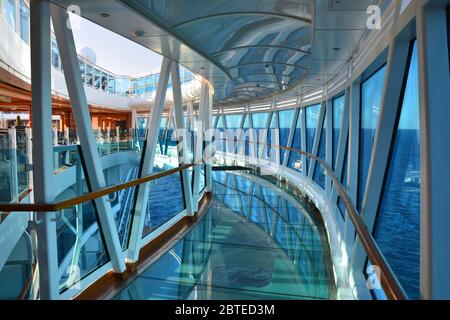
[[113, 171, 335, 300]]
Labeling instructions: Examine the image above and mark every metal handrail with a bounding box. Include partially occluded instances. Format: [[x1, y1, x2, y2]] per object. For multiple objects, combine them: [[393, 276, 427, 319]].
[[216, 138, 407, 300], [0, 163, 195, 212]]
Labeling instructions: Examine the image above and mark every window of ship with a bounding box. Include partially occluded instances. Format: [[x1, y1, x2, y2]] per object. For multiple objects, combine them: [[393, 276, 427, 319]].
[[278, 108, 295, 164], [305, 104, 321, 175], [373, 40, 420, 299], [288, 109, 303, 173], [358, 65, 386, 210], [19, 0, 29, 44], [313, 106, 326, 189], [332, 94, 345, 169]]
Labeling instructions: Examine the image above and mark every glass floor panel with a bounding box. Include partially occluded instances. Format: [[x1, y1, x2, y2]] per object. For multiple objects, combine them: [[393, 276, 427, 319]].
[[113, 172, 335, 300]]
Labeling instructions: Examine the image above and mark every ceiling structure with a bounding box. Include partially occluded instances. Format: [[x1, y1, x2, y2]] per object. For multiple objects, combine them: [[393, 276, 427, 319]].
[[50, 0, 379, 107]]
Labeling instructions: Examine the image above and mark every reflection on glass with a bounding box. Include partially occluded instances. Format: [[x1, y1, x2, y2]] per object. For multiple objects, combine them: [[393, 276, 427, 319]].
[[373, 42, 420, 299], [358, 65, 386, 210], [19, 0, 29, 44], [56, 152, 110, 292], [225, 115, 242, 154]]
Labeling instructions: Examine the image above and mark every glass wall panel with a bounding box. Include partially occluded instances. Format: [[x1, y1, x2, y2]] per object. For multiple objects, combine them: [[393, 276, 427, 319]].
[[142, 172, 186, 238], [279, 109, 295, 164], [57, 200, 110, 293], [288, 109, 303, 172], [313, 109, 326, 189], [56, 149, 110, 293], [6, 0, 16, 31], [225, 115, 242, 154], [373, 42, 420, 299], [305, 104, 321, 173], [358, 65, 386, 210], [332, 95, 345, 169], [252, 112, 269, 157], [19, 0, 29, 44], [51, 38, 60, 70]]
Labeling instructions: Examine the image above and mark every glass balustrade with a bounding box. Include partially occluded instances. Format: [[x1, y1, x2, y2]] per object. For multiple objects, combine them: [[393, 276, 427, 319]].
[[141, 170, 186, 239]]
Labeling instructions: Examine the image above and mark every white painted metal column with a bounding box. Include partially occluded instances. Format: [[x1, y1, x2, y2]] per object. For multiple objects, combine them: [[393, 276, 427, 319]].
[[171, 62, 194, 215], [300, 108, 307, 177], [308, 101, 326, 180], [416, 1, 450, 300], [30, 0, 59, 299], [282, 104, 300, 167], [344, 81, 360, 258], [127, 57, 172, 263], [325, 99, 333, 194], [51, 5, 126, 274], [205, 83, 214, 192]]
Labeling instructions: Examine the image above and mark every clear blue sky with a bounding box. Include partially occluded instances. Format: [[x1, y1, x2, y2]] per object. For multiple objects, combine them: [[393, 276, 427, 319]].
[[69, 13, 162, 75]]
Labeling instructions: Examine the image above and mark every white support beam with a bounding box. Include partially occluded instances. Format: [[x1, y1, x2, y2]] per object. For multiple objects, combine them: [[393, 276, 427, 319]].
[[325, 99, 333, 194], [344, 81, 361, 257], [352, 33, 412, 272], [127, 57, 172, 262], [308, 101, 326, 180], [171, 62, 194, 215], [186, 101, 194, 131], [193, 80, 212, 202], [300, 108, 307, 177], [30, 0, 59, 300], [51, 5, 126, 274], [417, 2, 450, 300], [282, 107, 300, 167], [330, 88, 351, 206]]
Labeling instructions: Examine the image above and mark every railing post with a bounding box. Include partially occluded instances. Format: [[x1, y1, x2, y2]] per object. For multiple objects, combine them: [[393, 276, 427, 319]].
[[51, 5, 126, 275], [171, 62, 194, 215], [30, 0, 59, 300]]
